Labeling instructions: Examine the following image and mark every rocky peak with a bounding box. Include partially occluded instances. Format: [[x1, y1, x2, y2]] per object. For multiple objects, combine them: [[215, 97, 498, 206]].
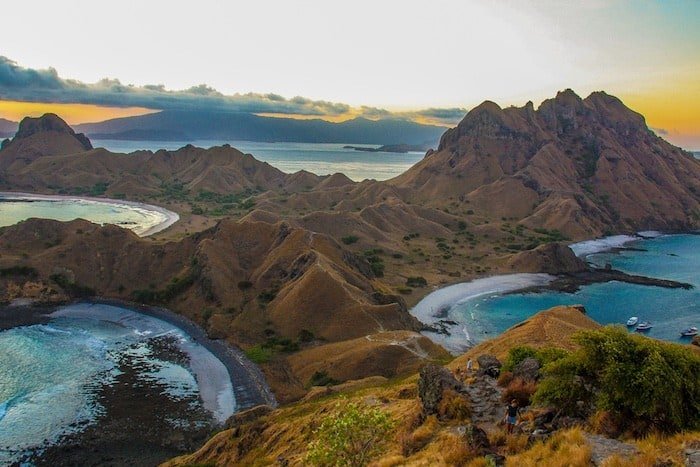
[[12, 113, 92, 151]]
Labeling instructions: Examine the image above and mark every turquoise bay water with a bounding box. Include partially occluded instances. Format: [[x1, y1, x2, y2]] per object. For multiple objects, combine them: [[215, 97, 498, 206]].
[[0, 196, 173, 236], [452, 234, 699, 344], [92, 139, 425, 181], [0, 303, 234, 464]]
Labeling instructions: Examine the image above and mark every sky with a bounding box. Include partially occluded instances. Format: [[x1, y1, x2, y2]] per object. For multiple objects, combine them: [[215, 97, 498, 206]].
[[0, 0, 698, 148]]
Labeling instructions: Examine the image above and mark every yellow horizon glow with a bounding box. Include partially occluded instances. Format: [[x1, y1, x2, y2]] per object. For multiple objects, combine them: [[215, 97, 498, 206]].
[[0, 101, 157, 125]]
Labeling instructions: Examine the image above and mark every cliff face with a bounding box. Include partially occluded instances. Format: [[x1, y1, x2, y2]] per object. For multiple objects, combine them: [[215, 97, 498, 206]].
[[392, 90, 700, 239]]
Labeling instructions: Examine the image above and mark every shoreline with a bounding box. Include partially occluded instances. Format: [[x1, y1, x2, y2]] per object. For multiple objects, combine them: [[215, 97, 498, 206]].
[[0, 298, 276, 414], [0, 191, 180, 236], [411, 232, 697, 354]]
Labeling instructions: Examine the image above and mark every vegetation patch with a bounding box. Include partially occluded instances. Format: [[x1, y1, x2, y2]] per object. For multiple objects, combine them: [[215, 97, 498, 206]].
[[534, 327, 700, 433]]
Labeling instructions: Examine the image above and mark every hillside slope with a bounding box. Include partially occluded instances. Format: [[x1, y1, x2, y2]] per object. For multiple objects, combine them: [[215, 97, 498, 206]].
[[0, 217, 446, 401]]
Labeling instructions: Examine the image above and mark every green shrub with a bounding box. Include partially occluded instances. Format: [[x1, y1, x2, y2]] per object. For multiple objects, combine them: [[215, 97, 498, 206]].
[[49, 273, 95, 297], [534, 327, 700, 433], [245, 345, 274, 364], [0, 266, 38, 278], [299, 329, 315, 343], [341, 235, 359, 245], [405, 276, 427, 288], [502, 345, 569, 372], [306, 400, 394, 466], [308, 370, 339, 387]]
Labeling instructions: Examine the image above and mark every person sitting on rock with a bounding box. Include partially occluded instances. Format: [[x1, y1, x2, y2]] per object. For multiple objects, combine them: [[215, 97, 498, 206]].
[[504, 399, 520, 434]]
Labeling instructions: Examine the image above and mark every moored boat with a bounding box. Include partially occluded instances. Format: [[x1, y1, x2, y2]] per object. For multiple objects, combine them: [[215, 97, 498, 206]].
[[635, 321, 653, 332], [680, 326, 698, 337], [626, 316, 639, 326]]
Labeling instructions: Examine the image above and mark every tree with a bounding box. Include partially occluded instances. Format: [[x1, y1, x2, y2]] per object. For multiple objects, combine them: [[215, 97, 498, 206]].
[[306, 399, 395, 466]]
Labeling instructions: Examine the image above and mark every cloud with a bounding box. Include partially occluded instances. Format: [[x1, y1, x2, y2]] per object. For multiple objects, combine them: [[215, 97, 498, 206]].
[[0, 56, 466, 124], [651, 126, 669, 135]]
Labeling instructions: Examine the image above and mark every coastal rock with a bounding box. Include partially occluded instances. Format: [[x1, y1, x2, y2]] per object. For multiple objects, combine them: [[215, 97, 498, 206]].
[[512, 357, 540, 382], [476, 354, 502, 378], [507, 242, 588, 274], [417, 363, 465, 415], [692, 335, 700, 347]]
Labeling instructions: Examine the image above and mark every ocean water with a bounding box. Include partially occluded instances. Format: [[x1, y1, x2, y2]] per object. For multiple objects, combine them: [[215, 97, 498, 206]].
[[0, 303, 234, 464], [92, 139, 425, 181], [450, 234, 699, 346], [0, 195, 175, 236]]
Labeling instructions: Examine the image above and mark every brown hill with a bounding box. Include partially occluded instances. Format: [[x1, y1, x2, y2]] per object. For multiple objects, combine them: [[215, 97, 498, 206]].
[[0, 113, 92, 171], [162, 306, 607, 467], [449, 305, 600, 369], [391, 90, 700, 239], [0, 114, 331, 196], [0, 217, 446, 401]]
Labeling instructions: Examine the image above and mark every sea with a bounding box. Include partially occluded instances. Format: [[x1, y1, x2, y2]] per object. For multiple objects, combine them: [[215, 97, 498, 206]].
[[446, 234, 700, 347], [0, 194, 175, 236], [0, 303, 235, 464], [91, 139, 425, 182]]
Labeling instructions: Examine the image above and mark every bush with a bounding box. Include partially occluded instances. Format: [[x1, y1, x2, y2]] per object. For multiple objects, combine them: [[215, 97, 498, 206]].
[[405, 276, 428, 288], [502, 345, 568, 372], [341, 235, 359, 245], [244, 345, 274, 364], [534, 327, 700, 433], [306, 400, 394, 466], [298, 329, 315, 343], [0, 266, 38, 278], [308, 370, 339, 387]]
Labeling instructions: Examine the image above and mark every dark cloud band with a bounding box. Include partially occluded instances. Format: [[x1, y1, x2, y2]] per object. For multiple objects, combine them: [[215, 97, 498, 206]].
[[0, 56, 465, 124]]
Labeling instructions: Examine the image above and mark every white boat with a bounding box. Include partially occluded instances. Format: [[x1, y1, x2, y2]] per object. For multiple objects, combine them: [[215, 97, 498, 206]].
[[680, 326, 698, 337], [635, 321, 653, 332], [626, 316, 639, 326]]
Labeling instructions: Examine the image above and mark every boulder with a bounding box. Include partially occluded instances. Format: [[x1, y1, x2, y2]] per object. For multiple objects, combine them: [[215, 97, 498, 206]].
[[513, 357, 541, 381], [692, 335, 699, 347], [418, 364, 464, 415], [462, 424, 491, 455], [477, 354, 502, 378]]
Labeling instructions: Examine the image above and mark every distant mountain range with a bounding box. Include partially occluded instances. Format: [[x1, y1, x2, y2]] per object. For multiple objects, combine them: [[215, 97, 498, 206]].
[[66, 110, 445, 145], [0, 117, 16, 137]]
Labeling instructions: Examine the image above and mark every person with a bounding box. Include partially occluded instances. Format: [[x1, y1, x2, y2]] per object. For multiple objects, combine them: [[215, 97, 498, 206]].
[[504, 399, 520, 434], [466, 358, 473, 374]]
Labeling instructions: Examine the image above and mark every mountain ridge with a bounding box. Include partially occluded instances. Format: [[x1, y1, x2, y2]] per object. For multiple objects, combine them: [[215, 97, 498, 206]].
[[74, 110, 446, 145]]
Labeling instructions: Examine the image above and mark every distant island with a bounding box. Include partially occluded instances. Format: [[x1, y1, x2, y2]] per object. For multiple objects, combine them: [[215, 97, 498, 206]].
[[343, 143, 433, 153]]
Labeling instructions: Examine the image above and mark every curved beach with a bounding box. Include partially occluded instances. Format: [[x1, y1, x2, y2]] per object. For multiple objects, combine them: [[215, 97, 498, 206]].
[[0, 192, 180, 236], [411, 273, 556, 353]]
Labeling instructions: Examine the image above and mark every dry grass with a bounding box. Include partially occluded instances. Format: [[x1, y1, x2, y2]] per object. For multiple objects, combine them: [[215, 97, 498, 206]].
[[437, 389, 472, 422], [497, 370, 514, 387], [505, 427, 591, 467], [505, 433, 530, 454], [399, 415, 440, 456], [600, 431, 700, 467], [441, 433, 477, 466], [501, 377, 537, 407], [589, 410, 623, 438]]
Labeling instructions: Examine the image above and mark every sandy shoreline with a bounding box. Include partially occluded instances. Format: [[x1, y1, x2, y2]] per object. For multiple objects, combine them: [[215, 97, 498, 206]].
[[411, 273, 556, 353], [0, 191, 180, 236]]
